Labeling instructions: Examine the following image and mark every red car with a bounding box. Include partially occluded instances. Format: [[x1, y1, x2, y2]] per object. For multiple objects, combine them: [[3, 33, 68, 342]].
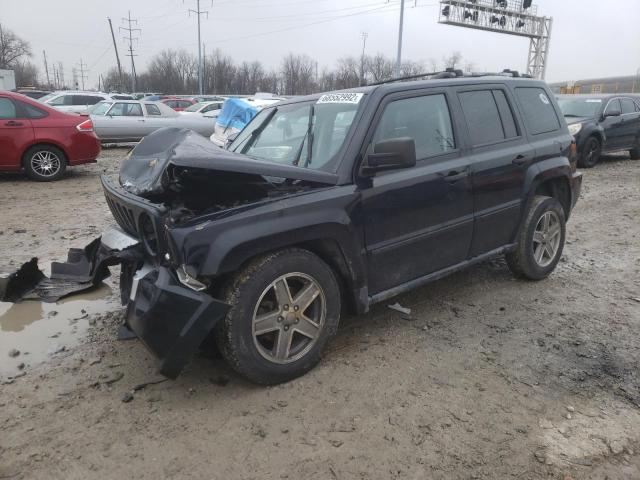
[[161, 98, 196, 112], [0, 91, 100, 181]]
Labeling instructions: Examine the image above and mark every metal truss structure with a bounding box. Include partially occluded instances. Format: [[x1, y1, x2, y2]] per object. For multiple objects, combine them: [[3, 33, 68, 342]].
[[438, 0, 553, 79]]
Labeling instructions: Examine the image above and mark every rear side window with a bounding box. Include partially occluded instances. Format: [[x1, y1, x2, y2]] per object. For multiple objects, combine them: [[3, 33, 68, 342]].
[[459, 90, 517, 145], [0, 98, 17, 118], [515, 87, 561, 135], [145, 104, 161, 116], [17, 100, 48, 119], [48, 95, 68, 106], [178, 101, 192, 108], [620, 98, 636, 114], [109, 103, 143, 116], [372, 94, 456, 160]]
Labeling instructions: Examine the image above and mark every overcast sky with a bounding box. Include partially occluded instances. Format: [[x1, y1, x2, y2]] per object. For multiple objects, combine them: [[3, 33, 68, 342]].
[[2, 0, 639, 88]]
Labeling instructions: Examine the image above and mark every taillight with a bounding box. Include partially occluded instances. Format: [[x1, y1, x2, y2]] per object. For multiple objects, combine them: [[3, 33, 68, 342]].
[[76, 119, 94, 132]]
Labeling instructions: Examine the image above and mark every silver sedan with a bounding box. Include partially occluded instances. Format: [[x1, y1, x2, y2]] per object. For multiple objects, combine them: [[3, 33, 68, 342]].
[[89, 100, 216, 142]]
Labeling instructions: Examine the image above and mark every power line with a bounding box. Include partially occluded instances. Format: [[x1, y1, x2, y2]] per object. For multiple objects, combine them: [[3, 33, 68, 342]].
[[120, 11, 141, 92], [76, 58, 88, 90], [186, 0, 212, 95]]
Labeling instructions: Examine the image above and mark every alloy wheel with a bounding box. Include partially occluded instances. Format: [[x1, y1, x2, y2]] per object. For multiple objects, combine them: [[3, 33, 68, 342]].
[[252, 272, 326, 364], [532, 211, 561, 267], [30, 151, 61, 177]]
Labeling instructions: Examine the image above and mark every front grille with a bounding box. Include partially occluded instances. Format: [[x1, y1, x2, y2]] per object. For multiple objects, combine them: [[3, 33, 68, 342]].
[[101, 175, 168, 257]]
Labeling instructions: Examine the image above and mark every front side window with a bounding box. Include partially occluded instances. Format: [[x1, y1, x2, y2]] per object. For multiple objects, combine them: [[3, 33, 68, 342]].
[[605, 99, 621, 115], [0, 98, 17, 119], [620, 98, 636, 115], [230, 99, 362, 172], [108, 103, 143, 116], [48, 95, 67, 106], [515, 87, 561, 135], [372, 94, 455, 160], [145, 104, 162, 116]]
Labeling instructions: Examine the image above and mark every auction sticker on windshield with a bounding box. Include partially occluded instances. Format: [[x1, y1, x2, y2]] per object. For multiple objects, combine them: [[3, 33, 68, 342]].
[[317, 93, 364, 104]]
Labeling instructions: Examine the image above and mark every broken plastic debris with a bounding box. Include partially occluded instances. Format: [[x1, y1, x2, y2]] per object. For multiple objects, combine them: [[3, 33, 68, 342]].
[[388, 302, 412, 315]]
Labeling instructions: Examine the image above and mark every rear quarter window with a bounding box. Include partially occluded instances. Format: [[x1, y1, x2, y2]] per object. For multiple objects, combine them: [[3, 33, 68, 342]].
[[515, 87, 561, 135]]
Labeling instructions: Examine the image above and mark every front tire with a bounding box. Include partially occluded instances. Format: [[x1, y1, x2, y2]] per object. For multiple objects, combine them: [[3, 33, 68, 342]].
[[215, 248, 341, 385], [629, 146, 640, 160], [578, 136, 601, 168], [23, 145, 67, 181], [506, 196, 566, 280]]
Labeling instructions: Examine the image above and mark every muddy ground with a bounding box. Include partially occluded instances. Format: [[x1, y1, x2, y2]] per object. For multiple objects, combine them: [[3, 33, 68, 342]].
[[1, 149, 639, 480]]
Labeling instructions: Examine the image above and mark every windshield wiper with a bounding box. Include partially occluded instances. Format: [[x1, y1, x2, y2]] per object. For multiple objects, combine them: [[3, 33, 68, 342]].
[[294, 104, 315, 167], [239, 108, 278, 154]]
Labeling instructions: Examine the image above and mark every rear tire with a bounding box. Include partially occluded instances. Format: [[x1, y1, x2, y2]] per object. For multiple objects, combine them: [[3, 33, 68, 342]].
[[215, 248, 341, 385], [506, 196, 566, 281], [23, 145, 67, 181], [629, 147, 640, 160], [578, 136, 601, 168]]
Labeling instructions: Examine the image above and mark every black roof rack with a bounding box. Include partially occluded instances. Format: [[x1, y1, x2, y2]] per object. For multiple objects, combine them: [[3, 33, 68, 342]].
[[369, 68, 532, 86]]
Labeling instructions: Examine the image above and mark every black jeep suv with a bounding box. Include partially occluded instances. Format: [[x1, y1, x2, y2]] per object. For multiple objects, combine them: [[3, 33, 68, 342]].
[[3, 75, 582, 384], [557, 94, 640, 168]]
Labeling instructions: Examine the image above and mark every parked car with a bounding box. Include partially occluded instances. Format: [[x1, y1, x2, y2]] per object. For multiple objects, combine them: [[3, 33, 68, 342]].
[[557, 94, 640, 167], [190, 95, 227, 103], [0, 91, 100, 181], [210, 97, 281, 147], [180, 101, 224, 116], [89, 100, 217, 142], [38, 91, 114, 115], [161, 98, 196, 111], [5, 74, 582, 383], [15, 89, 52, 99]]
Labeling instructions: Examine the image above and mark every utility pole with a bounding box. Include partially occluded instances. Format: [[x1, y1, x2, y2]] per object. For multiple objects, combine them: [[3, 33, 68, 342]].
[[43, 50, 51, 90], [108, 18, 124, 92], [120, 11, 141, 93], [360, 32, 368, 86], [203, 42, 206, 93], [58, 62, 65, 89], [76, 58, 88, 90], [394, 0, 405, 78], [187, 0, 211, 95]]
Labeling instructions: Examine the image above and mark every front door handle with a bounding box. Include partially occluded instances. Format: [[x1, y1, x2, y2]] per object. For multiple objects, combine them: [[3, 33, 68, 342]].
[[5, 120, 23, 127], [512, 154, 530, 166]]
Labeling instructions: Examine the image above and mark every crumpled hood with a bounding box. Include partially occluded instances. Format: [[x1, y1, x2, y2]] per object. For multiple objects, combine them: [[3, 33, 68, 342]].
[[119, 128, 338, 196]]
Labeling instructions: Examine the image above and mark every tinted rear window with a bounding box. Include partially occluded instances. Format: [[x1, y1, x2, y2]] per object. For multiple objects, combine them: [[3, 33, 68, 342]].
[[459, 90, 506, 145], [515, 87, 560, 135], [621, 98, 636, 114]]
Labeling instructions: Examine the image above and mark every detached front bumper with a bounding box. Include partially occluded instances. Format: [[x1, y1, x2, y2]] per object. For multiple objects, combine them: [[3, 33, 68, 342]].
[[125, 265, 230, 379]]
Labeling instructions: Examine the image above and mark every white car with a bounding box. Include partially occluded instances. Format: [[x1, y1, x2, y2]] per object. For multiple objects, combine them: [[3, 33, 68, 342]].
[[180, 100, 224, 117], [38, 91, 121, 115], [89, 100, 217, 142]]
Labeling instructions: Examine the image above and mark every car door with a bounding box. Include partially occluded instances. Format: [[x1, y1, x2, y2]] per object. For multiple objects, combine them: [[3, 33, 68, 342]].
[[601, 98, 626, 151], [456, 85, 535, 255], [619, 97, 640, 149], [360, 90, 474, 295], [0, 96, 33, 169], [101, 102, 145, 140], [143, 103, 171, 134]]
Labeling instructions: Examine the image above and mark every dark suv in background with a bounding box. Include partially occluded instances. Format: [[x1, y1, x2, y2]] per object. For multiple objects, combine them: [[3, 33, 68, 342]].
[[4, 73, 583, 384], [557, 94, 640, 167]]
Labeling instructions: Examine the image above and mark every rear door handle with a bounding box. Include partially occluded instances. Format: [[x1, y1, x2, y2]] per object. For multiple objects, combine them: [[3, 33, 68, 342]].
[[443, 169, 468, 183], [512, 154, 530, 166], [5, 120, 23, 127]]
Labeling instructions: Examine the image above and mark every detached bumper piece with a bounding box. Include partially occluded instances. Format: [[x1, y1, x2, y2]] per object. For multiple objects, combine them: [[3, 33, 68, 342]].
[[0, 237, 143, 303], [126, 267, 230, 379]]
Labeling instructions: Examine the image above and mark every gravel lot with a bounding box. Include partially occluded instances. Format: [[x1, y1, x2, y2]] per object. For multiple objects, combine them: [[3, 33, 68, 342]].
[[1, 148, 639, 480]]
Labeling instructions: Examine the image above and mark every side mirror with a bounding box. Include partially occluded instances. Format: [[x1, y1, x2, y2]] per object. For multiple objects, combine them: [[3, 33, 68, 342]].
[[361, 137, 417, 176], [603, 109, 621, 119]]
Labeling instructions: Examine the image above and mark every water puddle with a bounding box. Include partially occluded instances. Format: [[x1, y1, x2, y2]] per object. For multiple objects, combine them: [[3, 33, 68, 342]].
[[0, 284, 118, 376]]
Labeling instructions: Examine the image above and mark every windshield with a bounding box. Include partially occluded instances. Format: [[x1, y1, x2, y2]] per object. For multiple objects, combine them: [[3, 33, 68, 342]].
[[557, 98, 602, 117], [90, 101, 113, 115], [229, 99, 362, 172], [184, 102, 205, 112], [38, 93, 58, 103]]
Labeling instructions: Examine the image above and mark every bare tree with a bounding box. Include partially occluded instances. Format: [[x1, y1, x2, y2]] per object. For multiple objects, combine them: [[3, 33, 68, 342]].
[[281, 53, 316, 95], [0, 24, 32, 69], [443, 51, 463, 70], [13, 60, 39, 87], [366, 53, 394, 83], [335, 57, 360, 89]]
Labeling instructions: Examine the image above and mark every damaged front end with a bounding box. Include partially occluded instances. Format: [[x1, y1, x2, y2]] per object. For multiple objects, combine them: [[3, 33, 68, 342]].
[[1, 127, 333, 379]]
